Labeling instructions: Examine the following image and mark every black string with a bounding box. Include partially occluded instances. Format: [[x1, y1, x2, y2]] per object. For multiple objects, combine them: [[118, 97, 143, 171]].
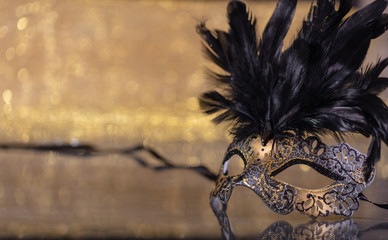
[[359, 193, 388, 210], [0, 143, 97, 156], [0, 143, 218, 181]]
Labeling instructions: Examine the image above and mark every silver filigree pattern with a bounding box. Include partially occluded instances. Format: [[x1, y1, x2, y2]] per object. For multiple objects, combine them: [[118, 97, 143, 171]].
[[211, 136, 375, 217]]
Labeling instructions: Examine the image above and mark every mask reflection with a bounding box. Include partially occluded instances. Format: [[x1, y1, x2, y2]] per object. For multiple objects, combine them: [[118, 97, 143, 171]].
[[211, 198, 388, 240]]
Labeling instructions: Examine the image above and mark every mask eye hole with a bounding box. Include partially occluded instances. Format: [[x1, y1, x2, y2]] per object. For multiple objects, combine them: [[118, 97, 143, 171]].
[[271, 162, 343, 189], [223, 154, 245, 176], [270, 158, 345, 189]]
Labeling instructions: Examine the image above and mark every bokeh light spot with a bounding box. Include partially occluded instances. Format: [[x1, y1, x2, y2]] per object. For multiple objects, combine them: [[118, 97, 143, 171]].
[[17, 17, 28, 30], [2, 89, 13, 104]]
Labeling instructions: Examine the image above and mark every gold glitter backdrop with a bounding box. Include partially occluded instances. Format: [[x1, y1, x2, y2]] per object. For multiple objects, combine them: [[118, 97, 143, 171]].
[[0, 0, 317, 145], [0, 0, 386, 145], [0, 0, 386, 238]]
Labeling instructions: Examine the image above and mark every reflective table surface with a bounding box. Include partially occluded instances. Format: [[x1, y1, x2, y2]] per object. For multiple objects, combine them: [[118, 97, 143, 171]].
[[0, 142, 387, 239]]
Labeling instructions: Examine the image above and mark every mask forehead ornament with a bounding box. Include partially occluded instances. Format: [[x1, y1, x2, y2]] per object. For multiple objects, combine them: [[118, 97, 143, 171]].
[[198, 0, 388, 217]]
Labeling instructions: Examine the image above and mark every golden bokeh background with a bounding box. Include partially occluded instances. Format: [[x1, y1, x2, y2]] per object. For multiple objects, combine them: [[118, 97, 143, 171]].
[[0, 0, 320, 145], [0, 0, 386, 238]]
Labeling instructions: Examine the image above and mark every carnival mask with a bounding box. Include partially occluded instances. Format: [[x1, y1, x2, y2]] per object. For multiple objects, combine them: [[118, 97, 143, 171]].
[[211, 135, 375, 217], [198, 0, 388, 217]]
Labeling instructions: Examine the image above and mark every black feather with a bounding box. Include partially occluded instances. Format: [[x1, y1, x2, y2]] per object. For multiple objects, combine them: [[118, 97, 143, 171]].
[[198, 0, 388, 167]]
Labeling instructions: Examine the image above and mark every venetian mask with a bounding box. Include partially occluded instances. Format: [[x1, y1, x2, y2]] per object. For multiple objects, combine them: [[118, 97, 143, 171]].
[[198, 0, 388, 218], [211, 135, 375, 217]]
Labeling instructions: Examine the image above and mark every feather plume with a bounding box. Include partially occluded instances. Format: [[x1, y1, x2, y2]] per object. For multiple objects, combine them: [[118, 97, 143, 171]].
[[198, 0, 388, 171]]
